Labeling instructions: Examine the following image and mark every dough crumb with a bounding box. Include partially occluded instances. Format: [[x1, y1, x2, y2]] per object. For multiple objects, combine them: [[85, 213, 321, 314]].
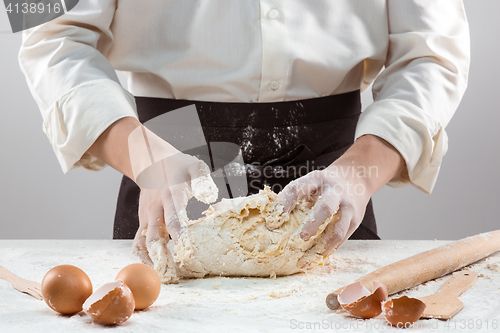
[[486, 262, 500, 272]]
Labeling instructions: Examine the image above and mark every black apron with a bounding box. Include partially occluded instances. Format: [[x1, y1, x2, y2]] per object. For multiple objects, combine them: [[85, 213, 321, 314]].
[[113, 90, 379, 240]]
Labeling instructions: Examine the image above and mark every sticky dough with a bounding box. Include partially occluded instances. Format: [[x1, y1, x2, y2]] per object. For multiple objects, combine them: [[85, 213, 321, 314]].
[[150, 186, 339, 283]]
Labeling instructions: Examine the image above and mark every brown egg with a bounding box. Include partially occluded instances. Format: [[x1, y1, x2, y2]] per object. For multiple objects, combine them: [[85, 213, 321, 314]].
[[383, 296, 426, 328], [116, 263, 161, 310], [83, 280, 135, 325], [338, 281, 388, 319], [41, 265, 93, 315]]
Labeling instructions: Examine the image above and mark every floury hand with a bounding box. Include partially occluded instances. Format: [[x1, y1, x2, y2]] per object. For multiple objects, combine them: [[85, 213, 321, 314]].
[[129, 125, 218, 267]]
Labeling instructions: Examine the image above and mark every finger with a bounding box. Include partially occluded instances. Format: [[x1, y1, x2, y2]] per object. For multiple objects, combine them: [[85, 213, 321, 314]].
[[158, 192, 181, 244], [164, 208, 182, 244], [300, 189, 340, 241], [145, 204, 168, 248], [144, 214, 172, 281], [326, 222, 358, 255], [276, 179, 302, 214], [319, 206, 354, 255], [190, 160, 218, 204], [165, 183, 192, 242], [133, 191, 154, 267], [133, 228, 154, 267]]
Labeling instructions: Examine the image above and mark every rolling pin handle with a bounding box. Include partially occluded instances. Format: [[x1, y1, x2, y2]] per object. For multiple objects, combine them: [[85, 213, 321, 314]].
[[326, 292, 340, 310]]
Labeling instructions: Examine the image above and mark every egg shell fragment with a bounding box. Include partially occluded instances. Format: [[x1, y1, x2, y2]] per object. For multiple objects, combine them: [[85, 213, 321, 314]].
[[83, 280, 135, 325], [383, 296, 426, 327], [41, 265, 93, 315], [116, 263, 161, 310], [338, 281, 388, 319]]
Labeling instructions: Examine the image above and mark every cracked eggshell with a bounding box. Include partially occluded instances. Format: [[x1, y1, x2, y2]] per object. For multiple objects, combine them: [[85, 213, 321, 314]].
[[382, 296, 426, 327], [338, 281, 388, 319], [41, 265, 93, 315], [116, 263, 161, 310], [83, 280, 135, 325]]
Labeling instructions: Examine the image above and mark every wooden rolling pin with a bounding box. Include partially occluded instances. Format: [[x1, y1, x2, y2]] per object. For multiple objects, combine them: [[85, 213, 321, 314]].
[[326, 230, 500, 310]]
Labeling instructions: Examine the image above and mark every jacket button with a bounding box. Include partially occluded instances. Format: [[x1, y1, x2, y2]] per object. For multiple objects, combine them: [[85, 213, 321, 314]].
[[270, 81, 280, 90]]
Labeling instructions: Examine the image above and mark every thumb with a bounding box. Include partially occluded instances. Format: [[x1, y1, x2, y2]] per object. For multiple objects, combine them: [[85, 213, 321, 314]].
[[276, 180, 303, 215]]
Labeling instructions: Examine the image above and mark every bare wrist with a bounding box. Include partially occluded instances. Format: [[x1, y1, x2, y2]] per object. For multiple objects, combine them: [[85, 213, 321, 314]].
[[88, 117, 142, 180], [327, 135, 406, 196]]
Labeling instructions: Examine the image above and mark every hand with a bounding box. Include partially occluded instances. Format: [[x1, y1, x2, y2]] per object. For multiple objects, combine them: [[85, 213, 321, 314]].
[[132, 149, 218, 267], [276, 135, 406, 255], [277, 167, 370, 256], [87, 117, 218, 272]]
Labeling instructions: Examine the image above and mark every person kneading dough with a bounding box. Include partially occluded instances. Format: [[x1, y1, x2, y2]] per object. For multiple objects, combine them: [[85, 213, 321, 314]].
[[19, 1, 470, 280]]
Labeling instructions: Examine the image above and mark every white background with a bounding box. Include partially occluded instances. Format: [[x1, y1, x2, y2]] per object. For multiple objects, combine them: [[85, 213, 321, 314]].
[[1, 0, 498, 240]]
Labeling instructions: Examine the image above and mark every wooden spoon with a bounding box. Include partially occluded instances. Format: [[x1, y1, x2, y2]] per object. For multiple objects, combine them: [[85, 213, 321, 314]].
[[419, 270, 478, 320]]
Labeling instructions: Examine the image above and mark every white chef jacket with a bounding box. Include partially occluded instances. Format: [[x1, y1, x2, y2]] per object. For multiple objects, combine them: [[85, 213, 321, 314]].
[[18, 0, 470, 194]]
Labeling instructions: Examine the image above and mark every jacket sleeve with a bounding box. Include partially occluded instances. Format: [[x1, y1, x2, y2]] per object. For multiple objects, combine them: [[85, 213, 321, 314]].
[[355, 0, 470, 193], [19, 0, 138, 174]]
